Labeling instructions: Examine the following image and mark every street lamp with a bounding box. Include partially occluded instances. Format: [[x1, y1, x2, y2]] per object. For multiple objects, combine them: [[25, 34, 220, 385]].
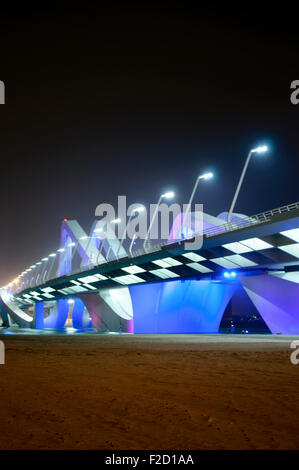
[[117, 206, 145, 257], [143, 191, 175, 250], [182, 172, 213, 239], [227, 145, 268, 223]]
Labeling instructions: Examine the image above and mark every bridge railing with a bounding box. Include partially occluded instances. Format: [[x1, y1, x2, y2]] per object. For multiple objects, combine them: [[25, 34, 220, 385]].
[[12, 201, 299, 294], [203, 201, 299, 239]]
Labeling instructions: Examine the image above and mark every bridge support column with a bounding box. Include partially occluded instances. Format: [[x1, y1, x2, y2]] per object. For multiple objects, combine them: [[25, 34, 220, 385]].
[[34, 299, 69, 329], [71, 298, 93, 329], [0, 306, 9, 327], [79, 287, 133, 333], [34, 301, 44, 329], [129, 279, 238, 334], [239, 273, 299, 334]]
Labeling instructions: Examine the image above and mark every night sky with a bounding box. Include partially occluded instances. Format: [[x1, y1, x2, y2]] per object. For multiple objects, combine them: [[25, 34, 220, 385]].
[[0, 4, 298, 286]]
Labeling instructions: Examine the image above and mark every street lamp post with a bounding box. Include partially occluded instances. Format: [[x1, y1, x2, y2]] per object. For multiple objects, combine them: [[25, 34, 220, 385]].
[[227, 145, 268, 223], [129, 233, 137, 256], [143, 191, 174, 251], [117, 206, 144, 258], [181, 172, 213, 239]]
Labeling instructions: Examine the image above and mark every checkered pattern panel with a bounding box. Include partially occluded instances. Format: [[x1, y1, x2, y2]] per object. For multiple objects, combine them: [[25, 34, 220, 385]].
[[20, 232, 299, 298]]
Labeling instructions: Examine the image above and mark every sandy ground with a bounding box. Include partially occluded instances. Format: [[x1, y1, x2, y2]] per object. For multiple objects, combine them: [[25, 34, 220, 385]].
[[0, 332, 299, 450]]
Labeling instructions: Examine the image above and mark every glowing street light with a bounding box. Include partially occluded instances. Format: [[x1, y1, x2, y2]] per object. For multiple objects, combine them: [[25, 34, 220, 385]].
[[227, 145, 268, 223], [252, 145, 268, 153], [182, 172, 213, 239], [162, 191, 175, 199], [143, 191, 175, 250]]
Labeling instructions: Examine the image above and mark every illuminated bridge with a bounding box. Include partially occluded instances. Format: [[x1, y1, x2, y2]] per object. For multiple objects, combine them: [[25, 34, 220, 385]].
[[1, 202, 299, 334]]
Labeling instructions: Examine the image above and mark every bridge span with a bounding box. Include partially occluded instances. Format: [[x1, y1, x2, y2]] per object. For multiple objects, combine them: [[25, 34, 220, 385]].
[[1, 202, 299, 334]]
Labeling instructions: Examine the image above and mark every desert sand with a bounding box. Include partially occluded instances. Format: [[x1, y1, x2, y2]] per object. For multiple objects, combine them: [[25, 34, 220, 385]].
[[0, 332, 298, 450]]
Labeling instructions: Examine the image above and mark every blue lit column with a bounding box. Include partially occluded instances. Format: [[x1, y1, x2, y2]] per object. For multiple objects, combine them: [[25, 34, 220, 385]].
[[130, 278, 238, 334]]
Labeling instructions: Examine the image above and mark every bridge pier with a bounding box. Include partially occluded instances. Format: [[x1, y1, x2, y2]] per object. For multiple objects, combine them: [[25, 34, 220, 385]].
[[33, 290, 133, 332], [71, 298, 93, 329], [239, 272, 299, 334], [129, 279, 238, 334], [79, 288, 134, 333], [0, 306, 10, 327], [34, 299, 69, 329]]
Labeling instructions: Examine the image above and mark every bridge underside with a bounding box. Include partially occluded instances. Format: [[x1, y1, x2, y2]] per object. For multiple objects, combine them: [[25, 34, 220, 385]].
[[2, 273, 299, 334]]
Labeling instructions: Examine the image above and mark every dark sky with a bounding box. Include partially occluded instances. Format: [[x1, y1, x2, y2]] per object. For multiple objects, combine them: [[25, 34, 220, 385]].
[[0, 4, 298, 286]]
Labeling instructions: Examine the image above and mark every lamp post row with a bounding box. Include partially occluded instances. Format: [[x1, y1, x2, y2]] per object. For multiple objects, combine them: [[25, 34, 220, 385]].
[[10, 144, 268, 288]]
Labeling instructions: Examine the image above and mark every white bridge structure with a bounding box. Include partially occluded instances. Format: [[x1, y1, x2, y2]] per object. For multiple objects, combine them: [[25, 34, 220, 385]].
[[1, 202, 299, 335]]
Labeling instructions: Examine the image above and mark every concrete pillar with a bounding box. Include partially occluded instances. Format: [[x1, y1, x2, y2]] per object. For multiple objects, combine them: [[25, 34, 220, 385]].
[[129, 279, 238, 334], [239, 273, 299, 334]]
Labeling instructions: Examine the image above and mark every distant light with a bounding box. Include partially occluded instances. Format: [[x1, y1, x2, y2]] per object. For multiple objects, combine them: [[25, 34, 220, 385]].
[[162, 191, 175, 199], [49, 253, 56, 257], [42, 257, 48, 262], [30, 265, 36, 268], [252, 145, 268, 153], [135, 206, 145, 213], [111, 218, 121, 224], [80, 236, 88, 240], [230, 271, 236, 277], [68, 299, 75, 305], [200, 172, 214, 180], [57, 248, 65, 253], [94, 227, 103, 233], [36, 262, 42, 265], [224, 271, 230, 278], [63, 218, 68, 222], [67, 242, 76, 247]]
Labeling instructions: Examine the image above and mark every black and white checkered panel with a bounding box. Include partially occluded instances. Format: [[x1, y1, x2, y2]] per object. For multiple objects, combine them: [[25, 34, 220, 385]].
[[20, 230, 299, 299]]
